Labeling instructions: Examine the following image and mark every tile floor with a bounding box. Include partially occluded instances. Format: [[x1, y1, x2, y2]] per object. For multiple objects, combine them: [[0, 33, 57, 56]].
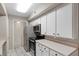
[[7, 47, 31, 56]]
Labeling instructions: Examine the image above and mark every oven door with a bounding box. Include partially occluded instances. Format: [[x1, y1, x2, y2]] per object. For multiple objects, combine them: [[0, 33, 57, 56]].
[[29, 39, 36, 56]]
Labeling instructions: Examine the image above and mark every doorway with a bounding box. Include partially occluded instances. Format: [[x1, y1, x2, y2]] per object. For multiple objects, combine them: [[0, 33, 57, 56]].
[[13, 21, 24, 49]]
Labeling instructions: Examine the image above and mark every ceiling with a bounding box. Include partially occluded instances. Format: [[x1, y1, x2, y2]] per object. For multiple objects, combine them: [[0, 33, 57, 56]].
[[4, 3, 54, 18]]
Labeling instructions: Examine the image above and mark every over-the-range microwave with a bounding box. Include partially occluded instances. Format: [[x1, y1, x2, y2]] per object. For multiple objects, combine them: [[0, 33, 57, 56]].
[[33, 24, 41, 33]]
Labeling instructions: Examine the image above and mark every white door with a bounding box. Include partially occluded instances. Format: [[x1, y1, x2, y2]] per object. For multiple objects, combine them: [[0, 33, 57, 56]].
[[13, 21, 24, 49], [57, 4, 72, 38], [41, 16, 46, 34], [47, 10, 55, 36]]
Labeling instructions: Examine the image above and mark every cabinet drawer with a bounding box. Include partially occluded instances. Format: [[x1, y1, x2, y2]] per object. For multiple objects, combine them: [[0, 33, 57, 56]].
[[50, 49, 63, 56], [42, 45, 49, 52], [41, 45, 49, 56], [36, 42, 42, 50], [36, 43, 42, 56]]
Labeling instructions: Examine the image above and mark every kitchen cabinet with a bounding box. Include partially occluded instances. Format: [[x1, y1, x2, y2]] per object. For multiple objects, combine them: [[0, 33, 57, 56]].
[[30, 18, 41, 26], [36, 42, 49, 56], [36, 42, 42, 56], [30, 4, 76, 39], [36, 39, 78, 56], [34, 18, 41, 25], [50, 49, 63, 56], [41, 15, 47, 34], [47, 10, 55, 36], [30, 20, 35, 26], [46, 4, 73, 38], [41, 45, 49, 56], [56, 4, 72, 38]]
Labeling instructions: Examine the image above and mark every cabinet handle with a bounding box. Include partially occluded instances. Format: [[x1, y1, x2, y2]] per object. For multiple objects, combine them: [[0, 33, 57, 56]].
[[55, 54, 58, 56], [53, 33, 55, 35], [57, 33, 59, 35], [40, 49, 41, 51], [44, 48, 46, 50]]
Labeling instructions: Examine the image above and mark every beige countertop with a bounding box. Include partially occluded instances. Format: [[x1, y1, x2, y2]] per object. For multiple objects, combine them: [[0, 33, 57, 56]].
[[36, 39, 77, 56]]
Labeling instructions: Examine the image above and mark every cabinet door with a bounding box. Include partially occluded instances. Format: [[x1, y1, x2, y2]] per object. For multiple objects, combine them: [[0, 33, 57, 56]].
[[30, 18, 41, 26], [47, 10, 55, 36], [50, 49, 63, 56], [56, 6, 62, 37], [34, 18, 41, 25], [57, 4, 72, 38], [36, 43, 42, 56], [41, 16, 46, 34], [41, 45, 49, 56], [30, 20, 35, 26], [62, 4, 72, 38]]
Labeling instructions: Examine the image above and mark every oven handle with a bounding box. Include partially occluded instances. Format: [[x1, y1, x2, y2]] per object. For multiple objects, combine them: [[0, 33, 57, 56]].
[[29, 40, 35, 42]]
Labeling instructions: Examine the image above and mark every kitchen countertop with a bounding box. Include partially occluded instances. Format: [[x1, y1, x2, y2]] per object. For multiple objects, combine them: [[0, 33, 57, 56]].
[[0, 40, 6, 47], [36, 39, 77, 56]]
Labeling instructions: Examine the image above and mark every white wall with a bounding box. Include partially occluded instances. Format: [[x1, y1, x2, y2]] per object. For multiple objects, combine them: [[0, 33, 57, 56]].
[[0, 16, 7, 40], [28, 22, 36, 37], [8, 15, 28, 51]]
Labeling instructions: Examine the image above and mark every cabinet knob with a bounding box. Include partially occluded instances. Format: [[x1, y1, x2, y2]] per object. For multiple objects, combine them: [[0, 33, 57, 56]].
[[40, 49, 41, 51], [53, 33, 55, 35], [57, 33, 59, 35], [44, 48, 46, 50], [55, 54, 58, 56]]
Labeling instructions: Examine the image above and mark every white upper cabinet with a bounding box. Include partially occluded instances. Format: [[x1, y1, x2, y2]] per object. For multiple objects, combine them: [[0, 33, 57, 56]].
[[34, 18, 41, 25], [56, 6, 63, 37], [30, 18, 41, 26], [31, 4, 75, 39], [47, 10, 55, 36], [57, 4, 72, 38], [41, 15, 47, 34]]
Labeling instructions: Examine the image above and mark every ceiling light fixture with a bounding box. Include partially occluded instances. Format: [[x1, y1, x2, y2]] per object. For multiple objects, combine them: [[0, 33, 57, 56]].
[[17, 21, 20, 23], [16, 2, 32, 13]]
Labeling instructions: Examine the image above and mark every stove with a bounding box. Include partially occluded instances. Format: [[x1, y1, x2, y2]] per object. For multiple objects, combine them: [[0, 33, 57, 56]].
[[29, 24, 45, 56], [29, 35, 45, 56]]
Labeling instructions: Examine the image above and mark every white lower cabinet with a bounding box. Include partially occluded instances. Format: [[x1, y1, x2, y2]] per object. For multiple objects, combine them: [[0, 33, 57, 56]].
[[36, 42, 49, 56], [36, 40, 78, 56], [36, 43, 42, 56], [41, 45, 49, 56], [49, 49, 63, 56], [36, 42, 63, 56]]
